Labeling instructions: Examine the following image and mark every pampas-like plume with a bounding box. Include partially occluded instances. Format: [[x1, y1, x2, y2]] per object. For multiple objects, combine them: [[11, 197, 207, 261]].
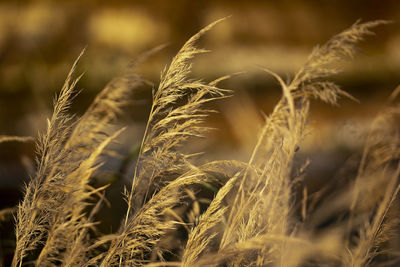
[[215, 20, 387, 266], [182, 170, 242, 266], [97, 18, 233, 266], [12, 50, 84, 267], [125, 18, 230, 217], [95, 160, 243, 267], [12, 46, 144, 266], [97, 167, 212, 266], [58, 50, 153, 265]]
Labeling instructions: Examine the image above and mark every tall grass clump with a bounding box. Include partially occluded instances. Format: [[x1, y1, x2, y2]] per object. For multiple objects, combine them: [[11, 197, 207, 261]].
[[7, 18, 400, 266]]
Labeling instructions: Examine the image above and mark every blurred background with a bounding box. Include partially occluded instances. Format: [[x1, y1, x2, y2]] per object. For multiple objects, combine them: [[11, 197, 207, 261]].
[[0, 0, 399, 262]]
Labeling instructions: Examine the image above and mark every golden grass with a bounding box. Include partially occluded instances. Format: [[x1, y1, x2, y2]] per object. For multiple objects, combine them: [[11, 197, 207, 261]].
[[6, 19, 400, 266]]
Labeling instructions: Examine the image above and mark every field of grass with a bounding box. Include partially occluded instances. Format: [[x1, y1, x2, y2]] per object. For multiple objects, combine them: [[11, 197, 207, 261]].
[[1, 18, 399, 266]]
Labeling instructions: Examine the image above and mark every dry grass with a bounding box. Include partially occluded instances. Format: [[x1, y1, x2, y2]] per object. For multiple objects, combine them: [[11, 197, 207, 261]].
[[3, 19, 399, 266]]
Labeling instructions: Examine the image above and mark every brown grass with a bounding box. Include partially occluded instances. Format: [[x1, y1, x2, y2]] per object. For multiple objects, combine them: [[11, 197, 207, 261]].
[[5, 18, 399, 266]]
